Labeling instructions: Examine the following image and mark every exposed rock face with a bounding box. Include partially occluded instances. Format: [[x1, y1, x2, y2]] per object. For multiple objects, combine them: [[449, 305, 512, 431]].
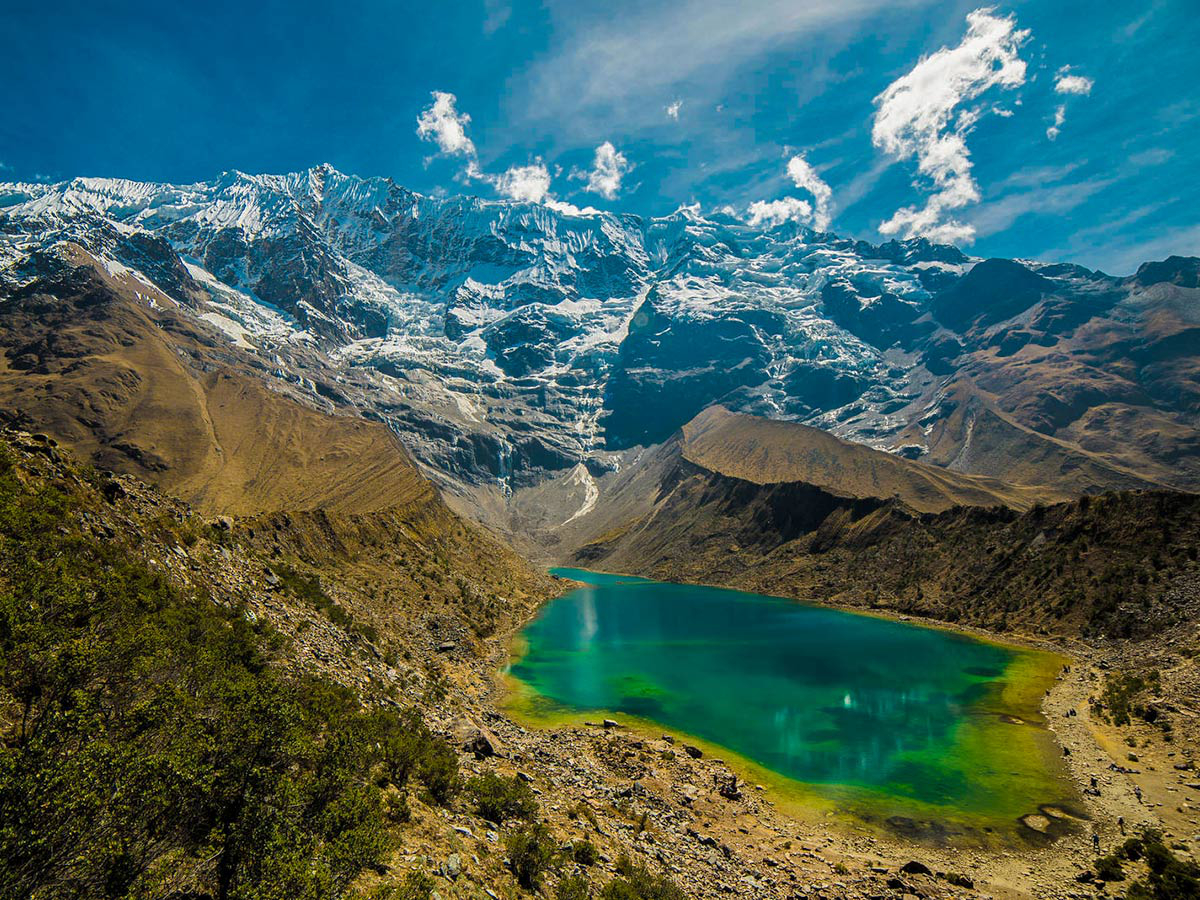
[[2, 166, 1198, 521]]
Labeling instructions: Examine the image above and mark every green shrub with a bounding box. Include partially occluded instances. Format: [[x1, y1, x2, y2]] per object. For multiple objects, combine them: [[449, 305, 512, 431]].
[[601, 855, 686, 900], [505, 823, 556, 889], [572, 839, 599, 866], [418, 738, 462, 805], [271, 562, 357, 629], [399, 870, 435, 900], [1123, 837, 1147, 861], [558, 874, 592, 900], [381, 870, 435, 900], [0, 453, 395, 899], [385, 790, 412, 824], [1097, 670, 1161, 726], [1122, 833, 1200, 900], [467, 771, 538, 824], [1094, 854, 1125, 881]]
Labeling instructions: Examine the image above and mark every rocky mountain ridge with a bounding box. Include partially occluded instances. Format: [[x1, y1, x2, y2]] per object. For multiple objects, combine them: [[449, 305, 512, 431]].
[[4, 167, 1197, 530]]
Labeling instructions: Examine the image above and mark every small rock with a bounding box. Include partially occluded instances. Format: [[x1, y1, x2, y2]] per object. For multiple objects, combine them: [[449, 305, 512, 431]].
[[683, 744, 703, 759], [900, 861, 933, 876]]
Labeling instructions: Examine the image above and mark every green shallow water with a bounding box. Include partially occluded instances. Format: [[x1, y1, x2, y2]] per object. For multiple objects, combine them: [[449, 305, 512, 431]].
[[509, 568, 1075, 835]]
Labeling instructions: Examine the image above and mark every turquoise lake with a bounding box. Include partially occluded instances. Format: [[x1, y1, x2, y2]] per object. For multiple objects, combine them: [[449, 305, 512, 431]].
[[508, 568, 1071, 832]]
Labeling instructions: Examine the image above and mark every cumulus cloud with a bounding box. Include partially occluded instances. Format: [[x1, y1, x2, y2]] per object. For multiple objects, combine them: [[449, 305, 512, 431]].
[[786, 154, 833, 230], [416, 91, 476, 157], [1046, 68, 1093, 141], [1046, 105, 1067, 141], [573, 141, 632, 200], [489, 162, 552, 202], [1054, 72, 1094, 95], [417, 90, 559, 205], [745, 197, 814, 228], [742, 153, 833, 232], [546, 198, 601, 216], [666, 99, 683, 120], [871, 8, 1030, 244], [1051, 68, 1099, 140]]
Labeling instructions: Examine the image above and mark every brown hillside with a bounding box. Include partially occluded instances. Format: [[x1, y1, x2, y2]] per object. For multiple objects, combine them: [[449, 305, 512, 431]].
[[0, 243, 428, 516], [680, 405, 1065, 513], [897, 381, 1171, 495], [573, 413, 1200, 641]]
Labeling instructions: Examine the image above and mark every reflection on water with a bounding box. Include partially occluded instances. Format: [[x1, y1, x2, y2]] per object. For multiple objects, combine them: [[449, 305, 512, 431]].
[[513, 571, 1061, 819]]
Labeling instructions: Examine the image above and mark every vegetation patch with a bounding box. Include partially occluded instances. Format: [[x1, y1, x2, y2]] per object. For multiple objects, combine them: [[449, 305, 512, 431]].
[[0, 446, 457, 899]]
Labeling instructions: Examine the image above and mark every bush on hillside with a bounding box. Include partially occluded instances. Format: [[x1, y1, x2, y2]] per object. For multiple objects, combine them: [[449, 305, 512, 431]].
[[601, 855, 687, 900], [557, 874, 592, 900], [0, 446, 449, 899], [1113, 832, 1200, 900], [505, 823, 556, 889], [467, 771, 538, 824]]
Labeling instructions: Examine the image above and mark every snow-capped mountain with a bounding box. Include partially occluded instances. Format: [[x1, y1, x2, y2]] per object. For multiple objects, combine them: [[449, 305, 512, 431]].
[[2, 165, 1197, 508]]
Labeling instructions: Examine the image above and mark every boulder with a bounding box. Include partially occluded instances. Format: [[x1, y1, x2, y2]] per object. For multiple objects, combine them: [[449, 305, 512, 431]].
[[451, 718, 503, 759]]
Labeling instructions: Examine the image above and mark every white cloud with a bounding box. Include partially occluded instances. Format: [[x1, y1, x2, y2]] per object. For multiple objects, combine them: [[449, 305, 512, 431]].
[[574, 141, 632, 200], [872, 8, 1030, 244], [416, 90, 558, 205], [1046, 69, 1093, 140], [1046, 105, 1066, 141], [742, 152, 833, 232], [1054, 72, 1094, 95], [416, 91, 476, 157], [489, 162, 552, 203], [666, 99, 683, 120], [785, 154, 833, 230], [745, 197, 814, 228], [546, 198, 602, 216]]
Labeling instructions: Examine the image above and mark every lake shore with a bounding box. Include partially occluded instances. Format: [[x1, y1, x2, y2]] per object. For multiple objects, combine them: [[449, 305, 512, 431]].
[[505, 574, 1073, 841], [457, 568, 1198, 899]]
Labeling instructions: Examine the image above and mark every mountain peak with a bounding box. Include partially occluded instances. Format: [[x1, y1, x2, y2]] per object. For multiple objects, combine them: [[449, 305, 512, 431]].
[[2, 166, 1195, 502], [1134, 255, 1200, 289]]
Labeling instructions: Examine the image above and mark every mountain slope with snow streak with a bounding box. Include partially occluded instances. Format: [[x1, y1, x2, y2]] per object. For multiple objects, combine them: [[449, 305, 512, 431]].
[[2, 166, 1196, 525]]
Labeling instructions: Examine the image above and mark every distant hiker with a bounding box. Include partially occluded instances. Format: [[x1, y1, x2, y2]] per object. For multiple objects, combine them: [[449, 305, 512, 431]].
[[1134, 786, 1143, 802], [1093, 832, 1101, 852], [1118, 816, 1125, 835]]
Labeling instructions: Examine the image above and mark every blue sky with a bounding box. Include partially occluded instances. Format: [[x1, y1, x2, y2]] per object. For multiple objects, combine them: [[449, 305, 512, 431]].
[[2, 0, 1196, 273]]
